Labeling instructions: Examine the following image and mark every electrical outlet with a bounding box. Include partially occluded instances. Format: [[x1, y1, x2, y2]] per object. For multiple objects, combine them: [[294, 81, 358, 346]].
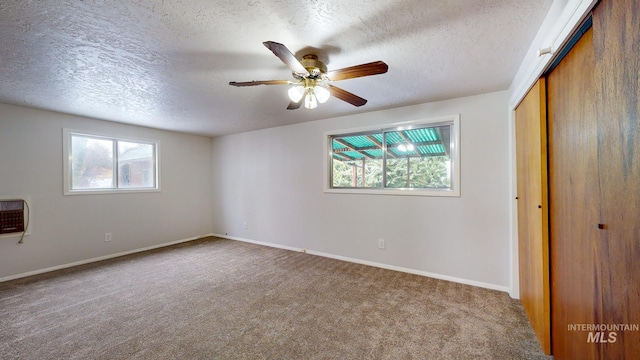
[[243, 221, 248, 229], [378, 238, 385, 249], [105, 233, 112, 242]]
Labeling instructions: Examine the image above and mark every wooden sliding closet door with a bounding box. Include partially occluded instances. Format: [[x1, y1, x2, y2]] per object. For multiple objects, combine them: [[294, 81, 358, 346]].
[[548, 0, 640, 357], [515, 79, 550, 354], [591, 0, 640, 357], [547, 27, 599, 359]]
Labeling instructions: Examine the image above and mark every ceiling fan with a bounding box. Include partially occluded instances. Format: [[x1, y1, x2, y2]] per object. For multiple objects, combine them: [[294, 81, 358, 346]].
[[229, 41, 389, 110]]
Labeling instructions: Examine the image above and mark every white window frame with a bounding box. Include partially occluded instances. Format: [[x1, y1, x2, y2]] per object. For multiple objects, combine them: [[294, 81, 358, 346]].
[[324, 114, 460, 197], [63, 129, 161, 195]]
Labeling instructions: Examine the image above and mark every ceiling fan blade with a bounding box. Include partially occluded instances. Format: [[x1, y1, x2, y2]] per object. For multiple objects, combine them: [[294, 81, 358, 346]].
[[229, 80, 292, 87], [326, 61, 389, 81], [263, 41, 309, 77], [329, 85, 368, 107], [287, 99, 303, 110]]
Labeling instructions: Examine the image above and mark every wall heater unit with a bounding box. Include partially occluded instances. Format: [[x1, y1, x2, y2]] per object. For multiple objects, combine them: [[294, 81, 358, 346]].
[[0, 199, 25, 234]]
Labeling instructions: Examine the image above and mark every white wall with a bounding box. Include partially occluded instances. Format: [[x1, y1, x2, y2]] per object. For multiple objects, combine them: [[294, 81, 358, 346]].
[[0, 103, 214, 279], [212, 91, 511, 290]]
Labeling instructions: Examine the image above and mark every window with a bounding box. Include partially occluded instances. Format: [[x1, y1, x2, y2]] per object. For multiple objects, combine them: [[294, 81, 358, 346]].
[[325, 115, 460, 196], [64, 129, 159, 194]]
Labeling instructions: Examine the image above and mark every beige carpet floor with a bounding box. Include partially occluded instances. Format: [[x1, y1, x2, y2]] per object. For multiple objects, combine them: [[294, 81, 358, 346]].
[[0, 237, 550, 359]]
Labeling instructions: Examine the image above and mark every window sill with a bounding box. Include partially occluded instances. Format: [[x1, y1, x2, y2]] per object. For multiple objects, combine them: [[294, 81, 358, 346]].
[[324, 188, 460, 197], [63, 188, 161, 196]]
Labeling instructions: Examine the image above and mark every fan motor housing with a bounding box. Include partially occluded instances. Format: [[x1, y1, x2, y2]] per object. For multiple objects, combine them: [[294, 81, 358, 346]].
[[295, 54, 327, 79]]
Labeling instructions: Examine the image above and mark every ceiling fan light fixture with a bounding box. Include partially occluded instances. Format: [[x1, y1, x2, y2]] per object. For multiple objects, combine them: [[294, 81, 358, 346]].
[[288, 85, 305, 102], [230, 41, 388, 110], [314, 85, 330, 104], [304, 92, 318, 109]]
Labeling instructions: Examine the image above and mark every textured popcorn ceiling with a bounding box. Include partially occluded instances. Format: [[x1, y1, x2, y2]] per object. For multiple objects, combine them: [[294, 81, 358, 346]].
[[0, 0, 553, 136]]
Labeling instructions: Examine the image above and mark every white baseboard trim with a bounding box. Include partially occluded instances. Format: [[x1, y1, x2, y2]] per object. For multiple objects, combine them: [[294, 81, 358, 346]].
[[0, 234, 215, 283], [213, 234, 509, 293]]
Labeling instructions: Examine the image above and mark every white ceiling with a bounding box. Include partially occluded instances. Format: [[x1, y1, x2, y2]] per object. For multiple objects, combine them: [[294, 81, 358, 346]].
[[0, 0, 554, 137]]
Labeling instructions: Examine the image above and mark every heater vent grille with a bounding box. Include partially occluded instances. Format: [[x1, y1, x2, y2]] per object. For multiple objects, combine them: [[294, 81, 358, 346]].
[[0, 200, 25, 234]]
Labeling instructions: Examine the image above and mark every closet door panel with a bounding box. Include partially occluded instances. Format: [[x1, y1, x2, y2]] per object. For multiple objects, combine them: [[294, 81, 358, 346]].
[[593, 0, 640, 356], [547, 27, 599, 359], [515, 78, 550, 354]]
